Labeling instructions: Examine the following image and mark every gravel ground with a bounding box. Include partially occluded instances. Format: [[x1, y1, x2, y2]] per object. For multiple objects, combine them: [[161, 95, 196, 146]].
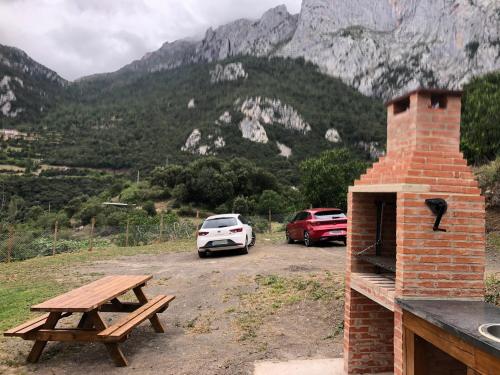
[[6, 238, 347, 375]]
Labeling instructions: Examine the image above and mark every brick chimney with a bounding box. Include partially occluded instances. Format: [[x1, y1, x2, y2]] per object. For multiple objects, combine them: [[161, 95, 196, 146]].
[[343, 89, 485, 374]]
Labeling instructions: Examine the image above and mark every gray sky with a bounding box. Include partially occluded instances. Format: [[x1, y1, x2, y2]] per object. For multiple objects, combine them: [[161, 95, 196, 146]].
[[0, 0, 302, 81]]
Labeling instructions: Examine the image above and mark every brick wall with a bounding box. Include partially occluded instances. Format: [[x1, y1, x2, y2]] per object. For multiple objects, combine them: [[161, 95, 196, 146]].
[[344, 289, 394, 374], [396, 192, 485, 298]]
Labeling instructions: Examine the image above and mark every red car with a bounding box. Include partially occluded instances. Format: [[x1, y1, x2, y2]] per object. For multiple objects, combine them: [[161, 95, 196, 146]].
[[286, 208, 347, 247]]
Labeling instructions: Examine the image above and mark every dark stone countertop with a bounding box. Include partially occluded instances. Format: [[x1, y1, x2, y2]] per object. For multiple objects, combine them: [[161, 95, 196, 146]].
[[397, 299, 500, 359]]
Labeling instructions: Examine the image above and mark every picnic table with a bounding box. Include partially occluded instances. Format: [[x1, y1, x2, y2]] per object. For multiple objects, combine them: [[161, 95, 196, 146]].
[[4, 275, 175, 367]]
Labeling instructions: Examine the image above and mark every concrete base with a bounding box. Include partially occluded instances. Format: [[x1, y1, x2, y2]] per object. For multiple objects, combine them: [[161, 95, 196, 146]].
[[254, 358, 393, 375], [254, 358, 343, 375]]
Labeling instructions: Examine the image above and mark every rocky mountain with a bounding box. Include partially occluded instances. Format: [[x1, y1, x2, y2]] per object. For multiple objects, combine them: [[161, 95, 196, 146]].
[[280, 0, 500, 97], [81, 5, 297, 83], [0, 44, 67, 122], [91, 1, 500, 99]]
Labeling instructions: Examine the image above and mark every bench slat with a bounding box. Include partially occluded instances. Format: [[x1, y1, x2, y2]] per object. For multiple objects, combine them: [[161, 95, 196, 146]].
[[98, 295, 174, 340], [4, 312, 72, 338], [4, 314, 50, 337]]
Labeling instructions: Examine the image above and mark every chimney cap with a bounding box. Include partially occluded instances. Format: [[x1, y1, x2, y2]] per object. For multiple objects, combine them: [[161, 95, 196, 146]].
[[384, 88, 462, 107]]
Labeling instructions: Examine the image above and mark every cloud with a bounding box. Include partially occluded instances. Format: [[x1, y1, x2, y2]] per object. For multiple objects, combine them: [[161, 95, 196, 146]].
[[0, 0, 302, 80]]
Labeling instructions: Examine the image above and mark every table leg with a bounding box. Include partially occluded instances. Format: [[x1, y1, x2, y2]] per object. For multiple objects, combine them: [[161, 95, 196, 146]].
[[27, 312, 62, 363], [87, 310, 128, 367], [104, 343, 128, 367], [77, 312, 94, 329], [133, 286, 165, 333]]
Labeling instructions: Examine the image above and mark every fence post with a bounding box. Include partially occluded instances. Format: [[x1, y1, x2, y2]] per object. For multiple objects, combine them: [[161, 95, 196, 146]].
[[125, 218, 130, 247], [52, 220, 58, 256], [7, 225, 14, 263], [159, 214, 164, 242], [268, 209, 272, 233], [89, 217, 95, 252]]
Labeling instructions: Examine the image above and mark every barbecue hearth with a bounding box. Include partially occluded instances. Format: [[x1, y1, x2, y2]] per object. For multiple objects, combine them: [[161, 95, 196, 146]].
[[343, 89, 485, 375]]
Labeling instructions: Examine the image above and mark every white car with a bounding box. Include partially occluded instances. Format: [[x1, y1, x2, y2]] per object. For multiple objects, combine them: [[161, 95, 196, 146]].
[[196, 214, 255, 258]]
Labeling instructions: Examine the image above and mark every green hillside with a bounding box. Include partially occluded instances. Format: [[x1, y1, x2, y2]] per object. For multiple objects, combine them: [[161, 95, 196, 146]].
[[27, 56, 386, 182]]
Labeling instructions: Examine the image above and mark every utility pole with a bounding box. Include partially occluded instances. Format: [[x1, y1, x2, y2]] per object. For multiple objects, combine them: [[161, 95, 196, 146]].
[[136, 170, 140, 184]]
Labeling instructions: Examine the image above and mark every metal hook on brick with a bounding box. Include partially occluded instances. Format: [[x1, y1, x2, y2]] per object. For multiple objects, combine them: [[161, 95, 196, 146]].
[[425, 198, 448, 232]]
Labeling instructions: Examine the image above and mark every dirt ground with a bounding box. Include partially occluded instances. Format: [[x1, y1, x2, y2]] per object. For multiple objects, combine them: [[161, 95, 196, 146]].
[[5, 238, 348, 375], [5, 234, 499, 375]]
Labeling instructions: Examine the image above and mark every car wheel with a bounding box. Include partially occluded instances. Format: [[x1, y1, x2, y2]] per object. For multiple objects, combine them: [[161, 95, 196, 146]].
[[249, 232, 256, 247], [286, 230, 294, 244], [239, 237, 249, 255], [198, 251, 208, 258], [304, 231, 314, 247]]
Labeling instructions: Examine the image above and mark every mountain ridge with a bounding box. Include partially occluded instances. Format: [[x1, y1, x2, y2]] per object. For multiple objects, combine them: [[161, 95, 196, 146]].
[[80, 1, 500, 99]]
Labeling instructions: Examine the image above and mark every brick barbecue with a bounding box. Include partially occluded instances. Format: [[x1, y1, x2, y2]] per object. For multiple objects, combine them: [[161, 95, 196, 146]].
[[343, 89, 485, 374]]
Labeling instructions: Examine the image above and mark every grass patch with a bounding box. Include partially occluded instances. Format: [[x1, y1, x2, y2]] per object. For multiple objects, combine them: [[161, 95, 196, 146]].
[[184, 312, 214, 334], [0, 239, 194, 333], [487, 231, 500, 253], [232, 272, 344, 341], [486, 274, 500, 306]]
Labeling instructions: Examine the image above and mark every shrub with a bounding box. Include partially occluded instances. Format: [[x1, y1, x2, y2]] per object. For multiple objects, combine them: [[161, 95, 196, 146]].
[[142, 200, 156, 216], [232, 196, 250, 215], [214, 203, 231, 214], [248, 216, 270, 233], [178, 205, 197, 217], [475, 157, 500, 208], [485, 274, 500, 306]]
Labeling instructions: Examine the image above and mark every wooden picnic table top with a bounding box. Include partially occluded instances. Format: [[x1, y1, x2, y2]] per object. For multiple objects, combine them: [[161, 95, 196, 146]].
[[31, 275, 152, 313]]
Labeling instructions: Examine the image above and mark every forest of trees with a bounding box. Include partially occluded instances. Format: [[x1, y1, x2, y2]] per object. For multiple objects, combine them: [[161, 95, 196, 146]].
[[26, 56, 386, 180], [1, 57, 499, 232]]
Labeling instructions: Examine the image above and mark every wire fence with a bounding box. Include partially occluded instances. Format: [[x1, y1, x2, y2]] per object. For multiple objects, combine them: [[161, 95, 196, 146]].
[[0, 220, 196, 263], [0, 210, 294, 263]]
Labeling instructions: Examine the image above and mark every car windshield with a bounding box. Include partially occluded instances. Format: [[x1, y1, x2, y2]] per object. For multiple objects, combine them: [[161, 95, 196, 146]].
[[314, 211, 346, 220], [202, 217, 238, 229]]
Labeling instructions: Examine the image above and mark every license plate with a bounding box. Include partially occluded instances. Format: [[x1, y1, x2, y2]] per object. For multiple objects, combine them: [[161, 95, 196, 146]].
[[329, 230, 345, 236], [212, 240, 228, 246]]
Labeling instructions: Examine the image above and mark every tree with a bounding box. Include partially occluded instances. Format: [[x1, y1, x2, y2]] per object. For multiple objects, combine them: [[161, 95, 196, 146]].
[[256, 190, 287, 215], [7, 195, 25, 223], [299, 149, 366, 211], [461, 72, 500, 164]]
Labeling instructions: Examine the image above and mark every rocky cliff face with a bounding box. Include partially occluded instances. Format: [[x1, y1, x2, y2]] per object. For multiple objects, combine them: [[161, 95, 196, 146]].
[[104, 1, 500, 99], [280, 0, 500, 97], [196, 5, 298, 61]]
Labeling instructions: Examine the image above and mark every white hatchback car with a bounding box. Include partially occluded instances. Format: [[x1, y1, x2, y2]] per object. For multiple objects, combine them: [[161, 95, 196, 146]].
[[196, 214, 255, 258]]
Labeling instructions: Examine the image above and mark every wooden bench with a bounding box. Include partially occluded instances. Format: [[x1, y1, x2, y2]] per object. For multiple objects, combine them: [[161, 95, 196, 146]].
[[98, 295, 175, 342], [4, 275, 175, 367]]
